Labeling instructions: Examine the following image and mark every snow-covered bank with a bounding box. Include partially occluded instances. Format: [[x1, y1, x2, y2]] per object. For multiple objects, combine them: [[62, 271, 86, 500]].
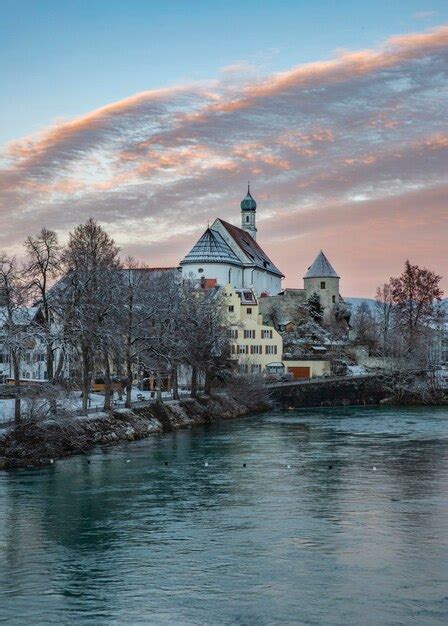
[[0, 388, 178, 425], [0, 393, 270, 470]]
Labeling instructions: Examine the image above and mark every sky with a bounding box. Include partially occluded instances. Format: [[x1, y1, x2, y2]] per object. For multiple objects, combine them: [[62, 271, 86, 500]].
[[0, 0, 447, 297]]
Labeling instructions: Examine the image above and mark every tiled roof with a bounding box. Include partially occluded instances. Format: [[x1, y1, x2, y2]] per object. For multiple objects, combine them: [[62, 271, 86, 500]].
[[304, 251, 339, 279], [219, 220, 284, 277], [180, 228, 242, 266], [234, 288, 258, 305]]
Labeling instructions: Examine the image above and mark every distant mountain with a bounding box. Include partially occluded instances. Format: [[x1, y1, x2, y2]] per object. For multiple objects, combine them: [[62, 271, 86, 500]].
[[344, 297, 448, 312], [344, 297, 376, 311]]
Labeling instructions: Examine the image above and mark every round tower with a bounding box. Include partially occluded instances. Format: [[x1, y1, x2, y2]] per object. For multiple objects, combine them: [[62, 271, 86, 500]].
[[304, 251, 340, 322], [241, 184, 257, 240]]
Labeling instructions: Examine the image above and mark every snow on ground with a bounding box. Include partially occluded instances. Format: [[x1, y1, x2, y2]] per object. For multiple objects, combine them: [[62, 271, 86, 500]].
[[0, 388, 180, 424], [347, 365, 368, 377]]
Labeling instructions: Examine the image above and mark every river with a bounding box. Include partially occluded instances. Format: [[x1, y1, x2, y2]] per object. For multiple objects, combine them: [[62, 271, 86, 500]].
[[1, 406, 447, 625]]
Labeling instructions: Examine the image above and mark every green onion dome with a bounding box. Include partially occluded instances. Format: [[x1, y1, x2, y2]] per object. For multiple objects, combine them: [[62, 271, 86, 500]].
[[240, 185, 257, 211]]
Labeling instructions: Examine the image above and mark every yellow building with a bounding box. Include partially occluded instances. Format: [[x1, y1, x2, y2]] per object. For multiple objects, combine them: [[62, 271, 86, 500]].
[[223, 283, 283, 375]]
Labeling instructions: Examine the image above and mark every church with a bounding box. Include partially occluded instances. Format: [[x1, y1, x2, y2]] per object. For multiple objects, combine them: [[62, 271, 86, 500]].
[[180, 187, 343, 323], [180, 187, 284, 296]]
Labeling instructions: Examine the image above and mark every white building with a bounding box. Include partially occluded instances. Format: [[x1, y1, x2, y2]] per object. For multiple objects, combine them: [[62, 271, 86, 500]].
[[180, 187, 284, 296]]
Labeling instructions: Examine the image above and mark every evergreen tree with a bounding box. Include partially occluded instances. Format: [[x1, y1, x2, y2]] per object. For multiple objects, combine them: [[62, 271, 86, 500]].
[[307, 292, 323, 324]]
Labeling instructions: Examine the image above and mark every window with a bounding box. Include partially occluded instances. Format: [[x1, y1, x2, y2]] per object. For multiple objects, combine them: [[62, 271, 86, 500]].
[[228, 305, 234, 313], [320, 281, 326, 289], [250, 345, 263, 355], [246, 307, 252, 314], [198, 268, 204, 273], [265, 345, 278, 355], [251, 364, 262, 374], [228, 328, 238, 339], [238, 345, 249, 354], [239, 364, 249, 373], [244, 329, 255, 339], [246, 215, 250, 223], [261, 329, 273, 339], [332, 295, 336, 303]]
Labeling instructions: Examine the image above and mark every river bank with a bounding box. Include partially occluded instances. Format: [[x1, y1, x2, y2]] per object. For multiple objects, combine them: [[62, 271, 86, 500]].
[[0, 393, 269, 471]]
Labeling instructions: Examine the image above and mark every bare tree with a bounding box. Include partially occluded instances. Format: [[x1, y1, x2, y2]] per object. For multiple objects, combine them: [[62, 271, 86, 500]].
[[0, 255, 27, 423], [23, 228, 63, 414], [375, 283, 394, 356], [179, 281, 231, 397], [352, 301, 378, 353], [389, 260, 443, 349], [61, 218, 121, 414]]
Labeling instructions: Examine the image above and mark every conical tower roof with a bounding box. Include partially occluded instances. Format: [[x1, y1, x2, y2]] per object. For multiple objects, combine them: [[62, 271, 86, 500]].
[[304, 251, 339, 278], [180, 228, 241, 265]]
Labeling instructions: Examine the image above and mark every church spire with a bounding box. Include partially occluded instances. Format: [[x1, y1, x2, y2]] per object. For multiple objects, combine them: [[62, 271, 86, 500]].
[[240, 184, 257, 240]]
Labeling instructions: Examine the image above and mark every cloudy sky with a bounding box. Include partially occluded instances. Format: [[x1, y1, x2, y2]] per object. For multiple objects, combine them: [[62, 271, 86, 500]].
[[1, 1, 447, 296]]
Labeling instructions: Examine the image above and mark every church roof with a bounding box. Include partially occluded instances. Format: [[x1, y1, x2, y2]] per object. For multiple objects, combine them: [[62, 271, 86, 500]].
[[304, 251, 339, 279], [219, 219, 284, 277], [180, 228, 241, 266]]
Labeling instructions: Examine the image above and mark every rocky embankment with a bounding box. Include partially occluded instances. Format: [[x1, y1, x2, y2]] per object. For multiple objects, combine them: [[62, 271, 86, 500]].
[[0, 394, 269, 471]]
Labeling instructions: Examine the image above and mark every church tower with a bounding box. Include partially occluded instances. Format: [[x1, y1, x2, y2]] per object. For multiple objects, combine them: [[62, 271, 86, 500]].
[[240, 184, 257, 240]]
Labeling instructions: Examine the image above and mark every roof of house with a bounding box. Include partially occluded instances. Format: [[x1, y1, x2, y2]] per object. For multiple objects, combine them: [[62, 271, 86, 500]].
[[218, 219, 284, 277], [304, 251, 339, 279], [180, 228, 242, 266], [234, 288, 258, 305], [0, 306, 39, 329]]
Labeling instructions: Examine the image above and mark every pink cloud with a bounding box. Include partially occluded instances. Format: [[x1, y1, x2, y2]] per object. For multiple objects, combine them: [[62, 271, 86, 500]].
[[0, 25, 447, 295]]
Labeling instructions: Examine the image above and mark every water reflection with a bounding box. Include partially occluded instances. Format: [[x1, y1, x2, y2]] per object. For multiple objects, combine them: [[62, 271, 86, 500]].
[[1, 406, 448, 625]]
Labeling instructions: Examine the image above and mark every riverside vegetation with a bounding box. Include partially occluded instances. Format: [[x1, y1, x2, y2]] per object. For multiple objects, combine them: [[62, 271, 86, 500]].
[[0, 377, 271, 470]]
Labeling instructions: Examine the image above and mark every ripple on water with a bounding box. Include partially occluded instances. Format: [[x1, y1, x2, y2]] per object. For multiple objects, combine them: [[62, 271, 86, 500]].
[[0, 406, 447, 625]]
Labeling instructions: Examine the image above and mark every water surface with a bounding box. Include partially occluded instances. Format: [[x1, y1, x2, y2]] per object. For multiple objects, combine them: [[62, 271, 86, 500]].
[[1, 406, 448, 625]]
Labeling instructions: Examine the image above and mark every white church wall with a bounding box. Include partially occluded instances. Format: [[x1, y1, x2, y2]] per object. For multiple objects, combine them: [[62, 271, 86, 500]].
[[181, 263, 243, 287]]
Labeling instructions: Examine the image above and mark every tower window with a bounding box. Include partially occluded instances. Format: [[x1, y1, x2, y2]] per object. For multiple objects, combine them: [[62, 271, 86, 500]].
[[320, 281, 326, 289], [332, 295, 336, 303], [246, 216, 250, 223]]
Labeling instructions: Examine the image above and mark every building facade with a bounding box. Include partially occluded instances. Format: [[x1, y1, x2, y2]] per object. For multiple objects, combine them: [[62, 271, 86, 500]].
[[180, 188, 284, 296], [223, 283, 283, 375]]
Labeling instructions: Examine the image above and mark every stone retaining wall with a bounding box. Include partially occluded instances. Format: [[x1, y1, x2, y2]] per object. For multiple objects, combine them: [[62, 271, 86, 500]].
[[270, 376, 388, 409], [0, 394, 268, 471]]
